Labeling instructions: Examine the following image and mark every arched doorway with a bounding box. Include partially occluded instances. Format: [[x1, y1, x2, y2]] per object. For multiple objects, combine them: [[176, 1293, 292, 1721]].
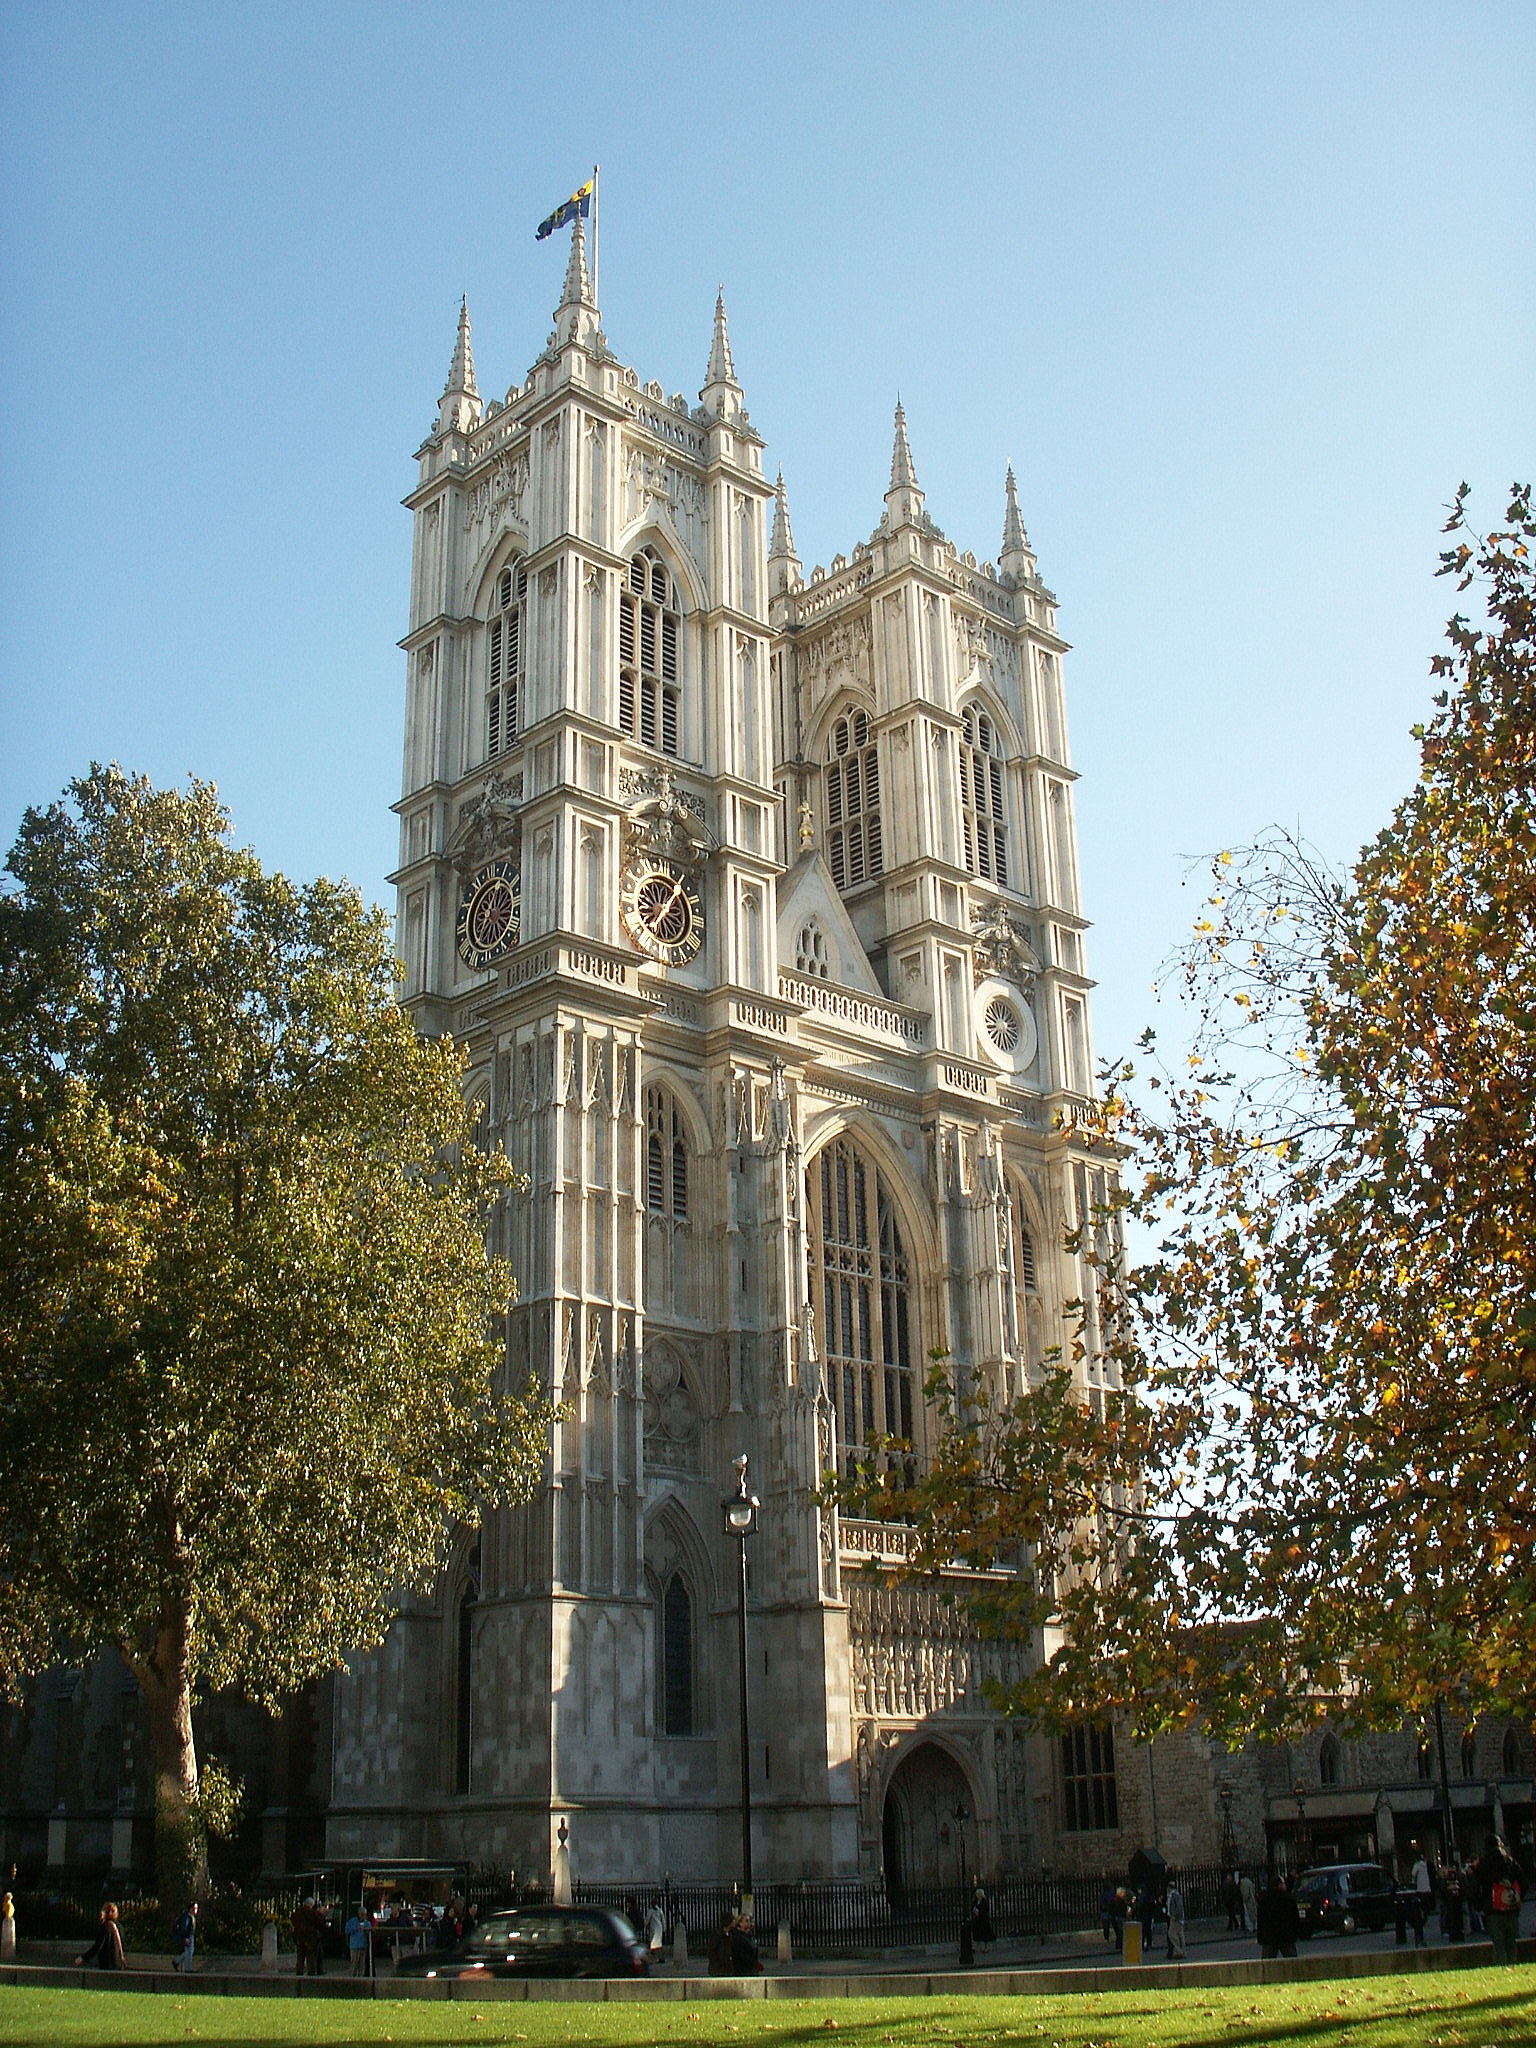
[[881, 1742, 972, 1892]]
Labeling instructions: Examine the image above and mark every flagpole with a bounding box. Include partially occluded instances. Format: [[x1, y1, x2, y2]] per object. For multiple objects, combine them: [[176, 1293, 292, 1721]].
[[591, 162, 600, 305]]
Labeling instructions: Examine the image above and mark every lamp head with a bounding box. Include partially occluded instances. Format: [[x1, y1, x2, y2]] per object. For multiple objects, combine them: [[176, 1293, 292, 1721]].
[[723, 1452, 760, 1536]]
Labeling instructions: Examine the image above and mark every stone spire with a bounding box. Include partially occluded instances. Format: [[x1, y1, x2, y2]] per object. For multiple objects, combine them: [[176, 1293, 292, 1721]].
[[700, 289, 743, 417], [768, 471, 802, 596], [438, 296, 482, 435], [884, 399, 926, 528], [554, 211, 600, 349], [999, 464, 1036, 581]]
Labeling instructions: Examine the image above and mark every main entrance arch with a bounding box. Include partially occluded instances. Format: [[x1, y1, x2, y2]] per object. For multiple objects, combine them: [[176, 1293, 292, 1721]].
[[881, 1742, 973, 1891]]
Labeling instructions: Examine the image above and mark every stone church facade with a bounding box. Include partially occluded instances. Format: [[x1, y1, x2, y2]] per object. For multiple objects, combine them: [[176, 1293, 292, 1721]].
[[326, 219, 1118, 1892]]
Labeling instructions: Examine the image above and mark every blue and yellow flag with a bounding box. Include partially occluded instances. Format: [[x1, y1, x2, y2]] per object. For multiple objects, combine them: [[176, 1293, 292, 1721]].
[[536, 179, 594, 241]]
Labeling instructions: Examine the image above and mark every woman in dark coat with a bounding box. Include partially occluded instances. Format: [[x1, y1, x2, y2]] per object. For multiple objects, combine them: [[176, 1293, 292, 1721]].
[[77, 1902, 125, 1970], [1255, 1876, 1299, 1960]]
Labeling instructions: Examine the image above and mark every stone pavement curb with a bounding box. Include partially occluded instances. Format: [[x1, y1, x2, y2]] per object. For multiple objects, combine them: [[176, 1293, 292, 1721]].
[[1, 1935, 1529, 2001]]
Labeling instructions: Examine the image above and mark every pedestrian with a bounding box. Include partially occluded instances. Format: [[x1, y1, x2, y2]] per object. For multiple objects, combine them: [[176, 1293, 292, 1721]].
[[1470, 1833, 1525, 1968], [1110, 1886, 1128, 1950], [345, 1904, 371, 1978], [0, 1890, 15, 1963], [970, 1883, 994, 1949], [1255, 1876, 1299, 1960], [76, 1902, 126, 1970], [172, 1900, 198, 1974], [708, 1912, 735, 1976], [1136, 1885, 1156, 1954], [1165, 1880, 1186, 1959], [1239, 1872, 1257, 1933], [1441, 1860, 1465, 1943], [1099, 1882, 1117, 1945], [292, 1898, 322, 1976], [644, 1898, 665, 1966], [727, 1910, 762, 1974], [1222, 1873, 1242, 1932]]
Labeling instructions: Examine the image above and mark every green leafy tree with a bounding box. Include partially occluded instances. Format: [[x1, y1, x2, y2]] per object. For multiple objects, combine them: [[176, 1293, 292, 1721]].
[[839, 487, 1536, 1744], [0, 768, 552, 1900]]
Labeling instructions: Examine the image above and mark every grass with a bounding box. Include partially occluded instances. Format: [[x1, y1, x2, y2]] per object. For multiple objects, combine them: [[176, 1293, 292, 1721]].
[[0, 1970, 1532, 2048]]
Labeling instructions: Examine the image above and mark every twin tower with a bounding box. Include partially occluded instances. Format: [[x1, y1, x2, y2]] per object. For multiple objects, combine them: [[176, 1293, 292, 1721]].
[[330, 217, 1118, 1888]]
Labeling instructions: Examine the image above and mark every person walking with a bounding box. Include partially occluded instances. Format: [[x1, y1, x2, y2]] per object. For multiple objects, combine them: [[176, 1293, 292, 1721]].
[[1255, 1876, 1299, 1960], [1222, 1873, 1242, 1932], [1470, 1834, 1525, 1967], [1165, 1880, 1187, 1959], [172, 1901, 198, 1974], [0, 1891, 15, 1963], [970, 1884, 994, 1950], [345, 1905, 371, 1977], [1239, 1872, 1257, 1933], [644, 1898, 665, 1968], [76, 1902, 125, 1970]]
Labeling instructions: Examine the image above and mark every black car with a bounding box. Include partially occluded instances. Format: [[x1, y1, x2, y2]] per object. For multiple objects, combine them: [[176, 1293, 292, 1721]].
[[1293, 1862, 1407, 1936], [392, 1906, 648, 1980]]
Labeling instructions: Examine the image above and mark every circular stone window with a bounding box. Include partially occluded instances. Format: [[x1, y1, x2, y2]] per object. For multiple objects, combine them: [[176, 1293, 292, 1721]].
[[984, 995, 1022, 1055]]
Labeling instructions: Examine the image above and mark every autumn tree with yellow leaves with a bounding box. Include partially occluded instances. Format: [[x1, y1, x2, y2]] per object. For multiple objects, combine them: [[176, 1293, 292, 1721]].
[[839, 486, 1536, 1744]]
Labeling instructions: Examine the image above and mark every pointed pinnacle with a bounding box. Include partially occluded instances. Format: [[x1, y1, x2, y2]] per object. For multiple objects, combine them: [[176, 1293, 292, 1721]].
[[889, 400, 920, 494], [769, 471, 798, 561], [706, 288, 739, 387], [445, 295, 478, 399], [559, 210, 596, 312], [1001, 464, 1029, 557]]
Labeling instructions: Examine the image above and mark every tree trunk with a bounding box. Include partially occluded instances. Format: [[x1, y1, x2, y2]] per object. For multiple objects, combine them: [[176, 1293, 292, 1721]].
[[122, 1597, 207, 1911]]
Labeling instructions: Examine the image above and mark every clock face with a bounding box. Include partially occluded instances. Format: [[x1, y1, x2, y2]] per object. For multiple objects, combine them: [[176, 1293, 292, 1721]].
[[456, 859, 520, 969], [620, 858, 705, 966]]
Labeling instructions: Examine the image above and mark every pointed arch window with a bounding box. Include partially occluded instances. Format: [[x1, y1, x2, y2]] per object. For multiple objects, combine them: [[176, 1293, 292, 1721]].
[[661, 1572, 694, 1735], [1319, 1732, 1341, 1787], [808, 1138, 916, 1477], [960, 705, 1009, 884], [1460, 1730, 1478, 1778], [620, 548, 682, 756], [487, 560, 527, 760], [645, 1086, 689, 1221], [1502, 1727, 1521, 1777], [796, 921, 830, 979], [826, 711, 883, 892], [1417, 1734, 1433, 1781], [452, 1547, 481, 1794]]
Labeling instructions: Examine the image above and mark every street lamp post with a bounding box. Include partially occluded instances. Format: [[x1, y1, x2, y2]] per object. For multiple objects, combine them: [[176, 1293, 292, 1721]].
[[1219, 1777, 1236, 1871], [722, 1453, 760, 1903], [1294, 1786, 1309, 1875]]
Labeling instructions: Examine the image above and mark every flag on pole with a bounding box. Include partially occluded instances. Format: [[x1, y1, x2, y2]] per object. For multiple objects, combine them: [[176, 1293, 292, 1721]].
[[535, 178, 594, 241]]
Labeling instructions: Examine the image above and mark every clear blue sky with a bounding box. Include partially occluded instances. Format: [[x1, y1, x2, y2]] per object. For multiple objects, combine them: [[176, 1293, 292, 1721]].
[[2, 1, 1532, 1068]]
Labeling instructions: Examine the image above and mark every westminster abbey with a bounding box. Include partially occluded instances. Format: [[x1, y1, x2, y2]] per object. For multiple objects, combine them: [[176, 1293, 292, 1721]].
[[321, 218, 1120, 1890]]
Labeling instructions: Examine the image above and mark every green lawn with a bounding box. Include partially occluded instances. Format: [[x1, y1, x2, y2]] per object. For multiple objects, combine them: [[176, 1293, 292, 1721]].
[[0, 1972, 1532, 2048]]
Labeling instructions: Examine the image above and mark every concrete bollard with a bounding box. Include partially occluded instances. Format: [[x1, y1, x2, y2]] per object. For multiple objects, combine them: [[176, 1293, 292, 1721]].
[[777, 1920, 791, 1965], [1123, 1922, 1143, 1965], [672, 1920, 688, 1970], [261, 1923, 279, 1973]]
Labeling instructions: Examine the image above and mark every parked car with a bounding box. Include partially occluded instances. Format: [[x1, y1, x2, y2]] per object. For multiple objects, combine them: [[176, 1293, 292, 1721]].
[[392, 1906, 648, 1980], [1293, 1862, 1407, 1936]]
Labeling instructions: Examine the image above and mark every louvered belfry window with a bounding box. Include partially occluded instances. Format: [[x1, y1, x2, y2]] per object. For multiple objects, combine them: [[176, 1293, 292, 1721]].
[[487, 560, 527, 760], [808, 1139, 915, 1477], [960, 705, 1008, 884], [645, 1087, 688, 1221], [620, 548, 681, 755], [826, 710, 883, 893]]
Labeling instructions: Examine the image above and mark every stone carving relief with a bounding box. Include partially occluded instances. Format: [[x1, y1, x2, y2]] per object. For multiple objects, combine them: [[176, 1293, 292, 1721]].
[[800, 613, 871, 693], [463, 448, 530, 534], [971, 901, 1040, 991], [643, 1349, 700, 1469], [623, 766, 717, 873], [848, 1581, 1030, 1721], [453, 771, 522, 875]]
